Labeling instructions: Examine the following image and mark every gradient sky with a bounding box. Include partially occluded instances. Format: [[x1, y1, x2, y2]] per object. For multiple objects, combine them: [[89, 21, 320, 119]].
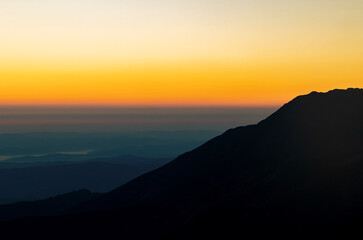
[[0, 0, 362, 106]]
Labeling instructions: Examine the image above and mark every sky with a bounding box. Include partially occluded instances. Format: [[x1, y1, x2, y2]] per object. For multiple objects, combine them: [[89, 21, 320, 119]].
[[0, 0, 362, 106]]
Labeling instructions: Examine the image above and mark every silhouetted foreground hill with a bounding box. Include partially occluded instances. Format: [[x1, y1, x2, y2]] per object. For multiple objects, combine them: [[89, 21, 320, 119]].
[[0, 157, 170, 203], [0, 190, 99, 222], [1, 89, 362, 239]]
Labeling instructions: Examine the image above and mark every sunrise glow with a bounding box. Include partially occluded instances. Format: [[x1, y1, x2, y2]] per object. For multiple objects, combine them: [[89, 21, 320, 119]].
[[1, 0, 362, 106]]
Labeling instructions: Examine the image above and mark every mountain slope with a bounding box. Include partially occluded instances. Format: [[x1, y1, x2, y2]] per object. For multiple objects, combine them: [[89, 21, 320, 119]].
[[77, 88, 363, 212], [1, 88, 363, 238]]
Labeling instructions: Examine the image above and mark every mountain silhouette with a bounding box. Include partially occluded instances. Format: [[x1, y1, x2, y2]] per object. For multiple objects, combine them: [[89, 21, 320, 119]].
[[1, 88, 362, 238], [76, 88, 363, 209]]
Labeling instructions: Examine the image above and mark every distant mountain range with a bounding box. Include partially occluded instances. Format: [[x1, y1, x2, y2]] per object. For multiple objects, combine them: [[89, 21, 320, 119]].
[[0, 155, 170, 203], [0, 88, 362, 239], [0, 190, 99, 221]]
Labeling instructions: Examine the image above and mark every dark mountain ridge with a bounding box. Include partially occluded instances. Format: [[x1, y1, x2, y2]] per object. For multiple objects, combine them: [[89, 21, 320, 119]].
[[1, 88, 363, 238], [76, 88, 363, 211]]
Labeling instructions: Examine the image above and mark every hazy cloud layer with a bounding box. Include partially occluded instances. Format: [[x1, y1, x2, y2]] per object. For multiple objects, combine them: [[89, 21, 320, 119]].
[[0, 107, 276, 133]]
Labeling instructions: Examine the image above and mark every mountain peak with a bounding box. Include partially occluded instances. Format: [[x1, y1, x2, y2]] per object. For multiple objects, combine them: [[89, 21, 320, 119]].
[[260, 88, 363, 126], [289, 88, 363, 106], [294, 88, 363, 104], [313, 87, 362, 94]]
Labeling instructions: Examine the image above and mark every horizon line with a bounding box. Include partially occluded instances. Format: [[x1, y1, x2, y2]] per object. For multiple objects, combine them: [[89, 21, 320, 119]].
[[0, 103, 280, 108]]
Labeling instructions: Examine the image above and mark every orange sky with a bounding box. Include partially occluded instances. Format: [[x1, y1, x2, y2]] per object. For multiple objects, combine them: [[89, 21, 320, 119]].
[[0, 0, 362, 106], [0, 60, 361, 106]]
